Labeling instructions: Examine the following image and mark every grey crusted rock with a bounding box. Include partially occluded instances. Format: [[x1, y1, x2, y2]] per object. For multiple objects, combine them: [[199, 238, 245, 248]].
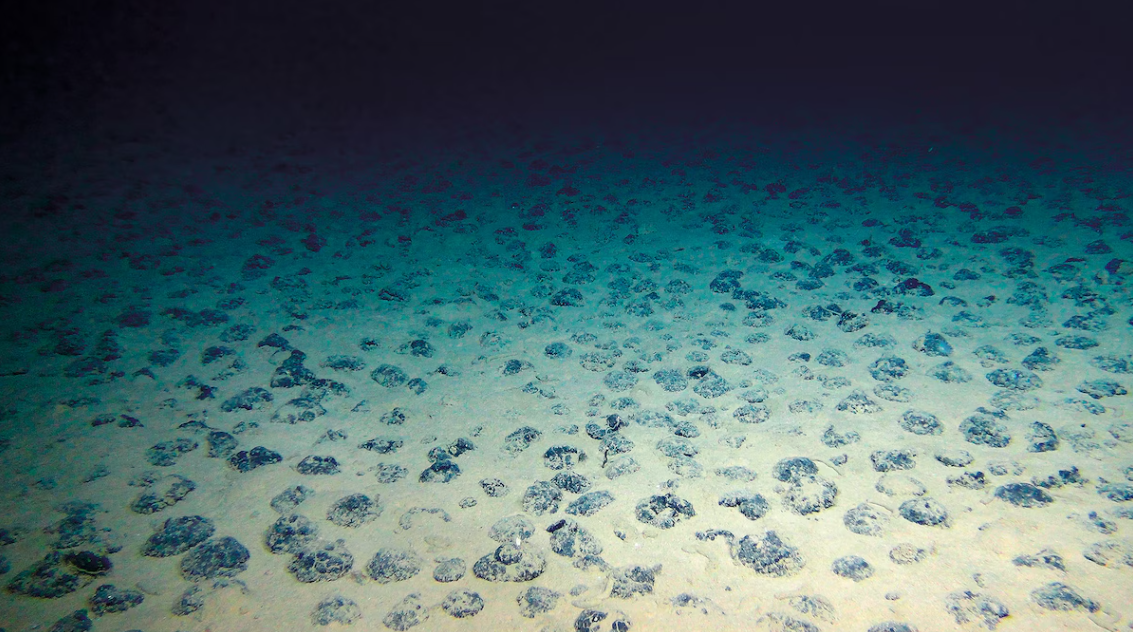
[[130, 475, 196, 515], [789, 399, 823, 414], [899, 409, 941, 435], [719, 491, 770, 521], [1027, 422, 1059, 452], [693, 372, 733, 399], [1012, 548, 1065, 571], [1083, 540, 1133, 568], [265, 514, 318, 555], [856, 332, 896, 349], [46, 610, 92, 632], [553, 471, 593, 494], [7, 553, 89, 598], [1092, 353, 1133, 373], [1077, 379, 1127, 399], [366, 548, 422, 583], [929, 361, 972, 383], [653, 369, 689, 392], [599, 433, 635, 459], [667, 455, 704, 478], [947, 471, 988, 490], [221, 387, 273, 412], [635, 493, 695, 528], [1022, 347, 1060, 371], [605, 456, 640, 479], [441, 589, 484, 618], [838, 311, 869, 332], [781, 475, 838, 515], [574, 608, 632, 632], [722, 348, 754, 365], [180, 537, 250, 581], [603, 370, 638, 392], [547, 518, 603, 558], [898, 498, 950, 527], [358, 437, 403, 453], [288, 540, 353, 583], [551, 288, 584, 306], [370, 364, 408, 388], [671, 592, 721, 615], [472, 544, 546, 582], [1031, 466, 1085, 490], [271, 392, 328, 424], [816, 348, 849, 367], [866, 623, 918, 632], [146, 438, 198, 467], [831, 555, 873, 581], [784, 594, 836, 621], [419, 455, 460, 483], [322, 354, 366, 371], [517, 585, 561, 618], [296, 455, 340, 475], [269, 350, 316, 388], [443, 437, 475, 458], [206, 431, 237, 458], [88, 584, 144, 615], [543, 445, 585, 470], [935, 450, 973, 467], [479, 478, 509, 497], [869, 356, 910, 382], [716, 465, 759, 482], [228, 446, 282, 473], [398, 507, 451, 531], [1031, 582, 1099, 613], [447, 322, 472, 339], [913, 332, 952, 356], [836, 390, 882, 414], [433, 557, 466, 582], [1097, 480, 1133, 502], [990, 389, 1040, 410], [960, 412, 1011, 448], [875, 384, 914, 403], [731, 531, 805, 576], [522, 481, 563, 515], [733, 403, 771, 424], [312, 595, 361, 626], [566, 491, 615, 517], [785, 323, 816, 341], [610, 564, 658, 598], [889, 543, 927, 565], [327, 493, 381, 527], [772, 457, 818, 482], [544, 342, 572, 359], [503, 426, 542, 454], [844, 503, 890, 536], [876, 474, 927, 497], [402, 339, 434, 358], [871, 449, 916, 472], [1059, 397, 1106, 415], [489, 515, 536, 543], [143, 515, 215, 557], [46, 503, 100, 549], [973, 344, 1009, 365], [994, 483, 1053, 507], [986, 368, 1042, 391], [383, 593, 429, 631], [656, 437, 698, 458]]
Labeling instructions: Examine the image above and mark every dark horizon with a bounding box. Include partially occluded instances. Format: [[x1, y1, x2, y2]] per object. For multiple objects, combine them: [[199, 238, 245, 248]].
[[3, 0, 1131, 141]]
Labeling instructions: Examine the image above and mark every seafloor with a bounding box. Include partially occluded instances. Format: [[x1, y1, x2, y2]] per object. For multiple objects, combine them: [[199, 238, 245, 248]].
[[1, 111, 1131, 632]]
